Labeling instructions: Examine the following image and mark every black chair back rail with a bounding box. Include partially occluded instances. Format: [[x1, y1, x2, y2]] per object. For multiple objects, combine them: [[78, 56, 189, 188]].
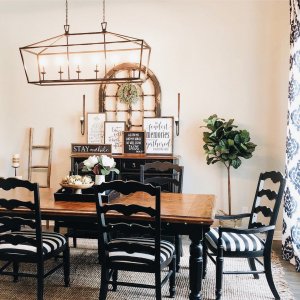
[[203, 171, 286, 300], [0, 177, 70, 300], [140, 161, 183, 272], [94, 180, 176, 300], [140, 161, 183, 193]]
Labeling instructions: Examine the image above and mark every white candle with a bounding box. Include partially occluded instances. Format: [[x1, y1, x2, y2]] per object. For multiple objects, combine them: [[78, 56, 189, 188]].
[[12, 154, 20, 168], [80, 116, 84, 121]]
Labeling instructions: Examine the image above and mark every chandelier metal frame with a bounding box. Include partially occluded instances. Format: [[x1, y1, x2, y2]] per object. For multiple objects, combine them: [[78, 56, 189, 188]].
[[19, 0, 151, 86]]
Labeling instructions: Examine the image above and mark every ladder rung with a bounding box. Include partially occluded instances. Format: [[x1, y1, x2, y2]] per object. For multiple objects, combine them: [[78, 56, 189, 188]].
[[30, 166, 49, 169], [32, 145, 50, 149]]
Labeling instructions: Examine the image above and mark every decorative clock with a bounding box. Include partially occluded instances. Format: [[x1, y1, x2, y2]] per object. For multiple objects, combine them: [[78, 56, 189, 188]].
[[98, 63, 161, 131]]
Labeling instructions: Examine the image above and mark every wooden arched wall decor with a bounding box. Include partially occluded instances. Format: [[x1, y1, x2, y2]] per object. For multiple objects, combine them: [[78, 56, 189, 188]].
[[98, 63, 161, 131]]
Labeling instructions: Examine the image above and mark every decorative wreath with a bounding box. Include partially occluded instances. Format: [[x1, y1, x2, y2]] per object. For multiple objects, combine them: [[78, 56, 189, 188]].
[[118, 83, 139, 105]]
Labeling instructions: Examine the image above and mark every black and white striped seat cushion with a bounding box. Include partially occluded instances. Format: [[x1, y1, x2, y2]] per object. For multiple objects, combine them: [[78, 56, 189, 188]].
[[108, 237, 175, 265], [0, 230, 67, 256], [205, 228, 264, 252]]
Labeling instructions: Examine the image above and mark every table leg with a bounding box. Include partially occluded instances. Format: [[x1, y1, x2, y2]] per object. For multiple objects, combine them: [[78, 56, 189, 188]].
[[189, 233, 203, 300]]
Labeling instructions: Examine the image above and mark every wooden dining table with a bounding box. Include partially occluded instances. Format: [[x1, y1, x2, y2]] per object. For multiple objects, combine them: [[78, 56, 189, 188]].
[[0, 187, 215, 300]]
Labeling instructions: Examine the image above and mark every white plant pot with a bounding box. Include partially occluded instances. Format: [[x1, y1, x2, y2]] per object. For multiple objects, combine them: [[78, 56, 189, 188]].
[[95, 175, 105, 185]]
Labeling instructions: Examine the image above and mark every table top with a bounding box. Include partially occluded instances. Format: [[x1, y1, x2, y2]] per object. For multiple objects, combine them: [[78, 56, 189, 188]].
[[0, 188, 215, 225]]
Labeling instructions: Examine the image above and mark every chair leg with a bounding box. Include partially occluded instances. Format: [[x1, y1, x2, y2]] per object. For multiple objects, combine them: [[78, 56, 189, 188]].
[[247, 258, 259, 279], [264, 253, 280, 300], [37, 262, 44, 300], [216, 246, 224, 300], [202, 242, 208, 279], [169, 256, 176, 298], [99, 266, 109, 300], [112, 270, 118, 291], [155, 268, 162, 300], [72, 228, 77, 248], [175, 235, 181, 272], [13, 262, 19, 282], [63, 245, 70, 287]]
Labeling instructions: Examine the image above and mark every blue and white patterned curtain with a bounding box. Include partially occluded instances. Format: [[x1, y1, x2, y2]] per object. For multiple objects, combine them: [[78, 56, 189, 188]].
[[283, 0, 300, 272]]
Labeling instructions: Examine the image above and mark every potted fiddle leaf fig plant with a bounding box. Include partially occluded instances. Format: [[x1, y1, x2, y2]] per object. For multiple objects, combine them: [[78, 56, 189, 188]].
[[201, 114, 257, 218]]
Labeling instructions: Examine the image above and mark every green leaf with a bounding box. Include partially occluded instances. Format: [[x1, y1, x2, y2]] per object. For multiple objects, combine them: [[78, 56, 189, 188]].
[[231, 158, 242, 169], [234, 134, 241, 144], [207, 157, 215, 165], [240, 143, 248, 151], [227, 139, 234, 146]]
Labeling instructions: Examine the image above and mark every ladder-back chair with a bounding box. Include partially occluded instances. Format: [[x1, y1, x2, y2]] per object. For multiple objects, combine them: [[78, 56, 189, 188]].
[[203, 171, 286, 300], [94, 180, 176, 300]]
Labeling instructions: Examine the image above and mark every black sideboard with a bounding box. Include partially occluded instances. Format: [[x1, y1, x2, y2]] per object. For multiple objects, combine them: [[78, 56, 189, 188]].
[[70, 154, 179, 181]]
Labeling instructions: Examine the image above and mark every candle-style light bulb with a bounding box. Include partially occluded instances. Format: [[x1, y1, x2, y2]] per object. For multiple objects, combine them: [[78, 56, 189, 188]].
[[94, 64, 99, 79], [41, 66, 46, 81], [76, 65, 81, 79], [58, 66, 64, 80]]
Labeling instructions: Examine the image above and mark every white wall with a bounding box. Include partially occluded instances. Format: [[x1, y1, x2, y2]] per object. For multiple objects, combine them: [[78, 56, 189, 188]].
[[0, 0, 289, 235]]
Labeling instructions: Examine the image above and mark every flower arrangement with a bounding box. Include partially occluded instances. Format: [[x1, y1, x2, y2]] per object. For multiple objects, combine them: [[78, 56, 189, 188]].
[[81, 155, 120, 176], [61, 175, 92, 185]]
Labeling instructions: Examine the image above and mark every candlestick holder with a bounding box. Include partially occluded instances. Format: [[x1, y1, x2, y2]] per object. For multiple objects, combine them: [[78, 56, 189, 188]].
[[80, 95, 85, 135], [175, 119, 180, 136], [80, 118, 85, 135]]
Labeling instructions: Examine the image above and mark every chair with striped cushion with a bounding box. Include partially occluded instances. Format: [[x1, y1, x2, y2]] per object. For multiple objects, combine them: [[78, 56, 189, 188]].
[[203, 171, 286, 300], [0, 177, 70, 300], [94, 180, 176, 300]]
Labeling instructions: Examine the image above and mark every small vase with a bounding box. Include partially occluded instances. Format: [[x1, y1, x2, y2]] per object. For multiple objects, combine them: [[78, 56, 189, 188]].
[[95, 174, 105, 185]]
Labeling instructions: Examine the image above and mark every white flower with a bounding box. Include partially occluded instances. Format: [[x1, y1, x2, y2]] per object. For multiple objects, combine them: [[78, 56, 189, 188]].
[[101, 155, 115, 168], [83, 155, 98, 169]]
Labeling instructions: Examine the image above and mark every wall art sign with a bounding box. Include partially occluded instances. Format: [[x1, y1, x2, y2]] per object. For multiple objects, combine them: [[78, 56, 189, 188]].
[[143, 117, 174, 155], [123, 131, 145, 154], [104, 121, 126, 154], [71, 143, 112, 154], [87, 113, 106, 144]]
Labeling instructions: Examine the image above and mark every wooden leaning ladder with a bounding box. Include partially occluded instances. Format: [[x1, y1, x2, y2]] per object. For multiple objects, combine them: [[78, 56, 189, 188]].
[[28, 127, 53, 188]]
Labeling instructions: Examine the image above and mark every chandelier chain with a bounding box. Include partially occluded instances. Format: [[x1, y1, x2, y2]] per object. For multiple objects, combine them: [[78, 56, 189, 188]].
[[102, 0, 105, 23], [65, 0, 69, 26]]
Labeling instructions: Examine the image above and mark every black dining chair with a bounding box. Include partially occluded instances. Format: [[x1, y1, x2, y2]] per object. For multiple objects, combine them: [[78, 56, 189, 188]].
[[0, 177, 70, 300], [140, 161, 183, 271], [94, 180, 176, 300], [54, 172, 116, 247], [203, 171, 286, 300]]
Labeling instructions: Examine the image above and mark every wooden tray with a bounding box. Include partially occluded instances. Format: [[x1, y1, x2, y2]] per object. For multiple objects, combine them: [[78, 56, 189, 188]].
[[54, 188, 119, 203]]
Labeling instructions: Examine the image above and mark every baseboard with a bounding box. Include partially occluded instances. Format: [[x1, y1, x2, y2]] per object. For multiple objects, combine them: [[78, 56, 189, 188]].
[[274, 230, 282, 241]]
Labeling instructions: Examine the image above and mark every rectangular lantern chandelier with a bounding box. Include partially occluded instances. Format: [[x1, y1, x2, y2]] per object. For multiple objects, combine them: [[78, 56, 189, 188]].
[[19, 0, 151, 86]]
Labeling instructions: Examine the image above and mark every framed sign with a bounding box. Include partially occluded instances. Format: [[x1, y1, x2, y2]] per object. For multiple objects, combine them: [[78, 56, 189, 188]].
[[71, 143, 111, 154], [87, 113, 106, 144], [104, 121, 126, 154], [143, 117, 174, 155], [123, 131, 145, 154]]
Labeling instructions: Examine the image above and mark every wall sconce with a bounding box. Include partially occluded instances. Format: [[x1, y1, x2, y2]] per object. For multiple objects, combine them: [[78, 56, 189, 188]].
[[175, 92, 180, 136], [80, 95, 85, 135], [12, 154, 20, 177]]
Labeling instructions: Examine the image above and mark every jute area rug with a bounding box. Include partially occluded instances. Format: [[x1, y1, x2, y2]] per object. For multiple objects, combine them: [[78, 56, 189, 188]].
[[0, 238, 295, 300]]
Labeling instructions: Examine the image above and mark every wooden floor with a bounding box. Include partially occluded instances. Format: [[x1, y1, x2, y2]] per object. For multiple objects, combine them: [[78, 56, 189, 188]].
[[273, 240, 300, 299]]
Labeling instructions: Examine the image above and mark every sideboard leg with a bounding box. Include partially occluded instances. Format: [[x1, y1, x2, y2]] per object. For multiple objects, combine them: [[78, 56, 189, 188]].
[[189, 233, 203, 300]]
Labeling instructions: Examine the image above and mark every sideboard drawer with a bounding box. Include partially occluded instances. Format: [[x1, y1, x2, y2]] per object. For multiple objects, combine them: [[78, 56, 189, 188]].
[[121, 159, 145, 171]]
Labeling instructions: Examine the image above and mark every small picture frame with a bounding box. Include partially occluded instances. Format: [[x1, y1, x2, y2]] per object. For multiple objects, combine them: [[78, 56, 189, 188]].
[[104, 121, 126, 154], [143, 117, 174, 155], [123, 131, 145, 154], [87, 113, 106, 144]]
